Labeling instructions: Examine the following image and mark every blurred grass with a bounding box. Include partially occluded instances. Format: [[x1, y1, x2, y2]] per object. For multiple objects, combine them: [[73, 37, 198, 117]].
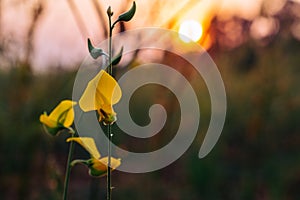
[[0, 35, 300, 199], [0, 64, 76, 199]]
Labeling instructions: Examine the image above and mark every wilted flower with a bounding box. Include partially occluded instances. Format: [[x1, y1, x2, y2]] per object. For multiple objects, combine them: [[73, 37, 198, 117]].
[[67, 137, 121, 177]]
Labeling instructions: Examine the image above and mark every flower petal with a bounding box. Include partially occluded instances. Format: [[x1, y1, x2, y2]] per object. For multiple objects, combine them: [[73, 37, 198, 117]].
[[98, 157, 121, 170], [96, 71, 122, 105], [66, 137, 101, 159], [39, 112, 57, 128], [62, 106, 76, 127], [48, 100, 77, 127], [79, 70, 122, 112]]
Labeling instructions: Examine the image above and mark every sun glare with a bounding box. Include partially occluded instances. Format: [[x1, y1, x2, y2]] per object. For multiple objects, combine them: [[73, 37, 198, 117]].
[[179, 20, 203, 43]]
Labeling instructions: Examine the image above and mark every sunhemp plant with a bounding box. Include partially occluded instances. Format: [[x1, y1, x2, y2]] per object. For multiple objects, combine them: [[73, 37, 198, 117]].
[[39, 2, 136, 200]]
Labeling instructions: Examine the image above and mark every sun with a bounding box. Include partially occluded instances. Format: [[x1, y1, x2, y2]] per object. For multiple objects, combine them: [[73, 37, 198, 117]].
[[178, 20, 203, 43]]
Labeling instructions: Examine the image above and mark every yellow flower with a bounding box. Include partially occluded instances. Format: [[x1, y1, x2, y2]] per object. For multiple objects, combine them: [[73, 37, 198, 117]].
[[67, 137, 121, 177], [87, 157, 121, 177], [40, 100, 77, 135], [79, 70, 122, 125]]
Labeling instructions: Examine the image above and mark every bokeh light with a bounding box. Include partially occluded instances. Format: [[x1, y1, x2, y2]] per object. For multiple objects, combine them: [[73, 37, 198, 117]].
[[178, 19, 203, 43]]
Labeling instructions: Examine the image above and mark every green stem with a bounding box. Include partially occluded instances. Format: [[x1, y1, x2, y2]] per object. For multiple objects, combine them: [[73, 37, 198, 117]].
[[108, 13, 113, 75], [63, 130, 75, 200], [107, 125, 112, 200], [107, 13, 113, 200]]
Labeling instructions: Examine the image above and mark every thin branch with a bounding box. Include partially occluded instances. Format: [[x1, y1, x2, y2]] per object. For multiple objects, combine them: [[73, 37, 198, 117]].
[[91, 0, 108, 38], [24, 1, 44, 67], [66, 0, 89, 40]]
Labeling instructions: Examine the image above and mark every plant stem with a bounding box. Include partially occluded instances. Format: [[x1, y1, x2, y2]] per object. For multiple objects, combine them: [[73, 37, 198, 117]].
[[107, 125, 112, 200], [63, 131, 75, 200], [107, 13, 113, 200], [108, 11, 113, 75]]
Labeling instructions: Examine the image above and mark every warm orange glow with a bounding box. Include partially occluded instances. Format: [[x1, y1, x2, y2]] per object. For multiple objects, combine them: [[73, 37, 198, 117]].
[[178, 20, 203, 43]]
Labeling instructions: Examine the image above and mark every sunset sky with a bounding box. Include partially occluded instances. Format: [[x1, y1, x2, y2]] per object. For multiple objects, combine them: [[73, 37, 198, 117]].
[[0, 0, 293, 71]]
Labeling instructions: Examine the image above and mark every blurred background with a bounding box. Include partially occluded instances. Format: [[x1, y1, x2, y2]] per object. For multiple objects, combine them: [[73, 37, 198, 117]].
[[1, 0, 300, 199]]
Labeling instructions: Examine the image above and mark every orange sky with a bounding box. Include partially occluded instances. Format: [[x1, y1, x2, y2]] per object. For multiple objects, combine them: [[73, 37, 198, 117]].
[[0, 0, 287, 71]]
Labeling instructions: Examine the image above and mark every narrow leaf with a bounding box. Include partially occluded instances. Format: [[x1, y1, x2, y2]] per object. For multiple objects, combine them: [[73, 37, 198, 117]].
[[114, 1, 136, 25], [88, 38, 93, 53], [111, 46, 123, 66], [87, 38, 106, 59]]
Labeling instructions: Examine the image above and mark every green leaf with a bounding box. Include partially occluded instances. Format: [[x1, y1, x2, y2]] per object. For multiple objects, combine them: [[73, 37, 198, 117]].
[[87, 38, 106, 59], [114, 1, 136, 25], [103, 47, 123, 69], [87, 38, 94, 53], [111, 46, 123, 66]]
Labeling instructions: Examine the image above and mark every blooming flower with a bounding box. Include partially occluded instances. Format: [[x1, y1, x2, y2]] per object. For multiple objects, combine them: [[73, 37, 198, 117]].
[[67, 137, 121, 177], [40, 100, 77, 135], [79, 70, 122, 125]]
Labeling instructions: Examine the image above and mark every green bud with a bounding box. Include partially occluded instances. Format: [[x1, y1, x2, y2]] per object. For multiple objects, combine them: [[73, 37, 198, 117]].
[[42, 124, 61, 136], [103, 114, 117, 126], [86, 158, 107, 177], [89, 167, 106, 177], [107, 6, 113, 16], [98, 109, 117, 125]]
